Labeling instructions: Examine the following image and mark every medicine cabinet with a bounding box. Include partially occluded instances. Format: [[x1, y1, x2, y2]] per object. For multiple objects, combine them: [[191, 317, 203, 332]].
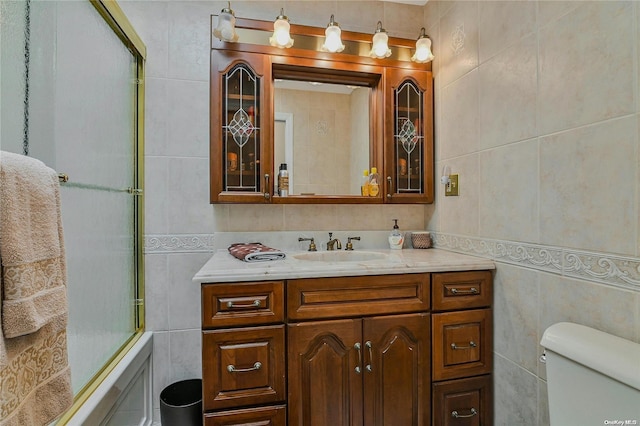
[[209, 17, 434, 204]]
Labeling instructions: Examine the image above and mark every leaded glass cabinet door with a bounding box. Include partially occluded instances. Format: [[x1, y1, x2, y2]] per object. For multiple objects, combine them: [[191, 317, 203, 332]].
[[384, 68, 434, 203], [211, 51, 272, 203]]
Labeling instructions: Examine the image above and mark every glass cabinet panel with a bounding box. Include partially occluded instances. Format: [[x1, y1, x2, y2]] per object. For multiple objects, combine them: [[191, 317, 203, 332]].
[[222, 64, 261, 192], [394, 80, 424, 194]]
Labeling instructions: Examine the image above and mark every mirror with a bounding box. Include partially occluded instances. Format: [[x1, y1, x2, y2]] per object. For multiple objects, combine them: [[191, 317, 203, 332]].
[[274, 80, 371, 196]]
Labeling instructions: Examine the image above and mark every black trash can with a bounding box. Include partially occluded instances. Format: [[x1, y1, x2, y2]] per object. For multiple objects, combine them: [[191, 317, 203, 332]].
[[160, 378, 203, 426]]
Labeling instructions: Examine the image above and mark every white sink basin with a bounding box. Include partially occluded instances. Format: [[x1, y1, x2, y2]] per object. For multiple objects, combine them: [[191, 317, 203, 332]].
[[292, 251, 388, 262]]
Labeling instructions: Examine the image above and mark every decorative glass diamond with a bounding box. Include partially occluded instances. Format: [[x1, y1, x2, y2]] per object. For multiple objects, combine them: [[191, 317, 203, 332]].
[[228, 108, 255, 147], [398, 118, 417, 154]]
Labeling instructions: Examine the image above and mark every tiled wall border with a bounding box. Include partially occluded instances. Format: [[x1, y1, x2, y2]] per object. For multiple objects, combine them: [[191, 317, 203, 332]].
[[144, 233, 640, 292], [433, 233, 640, 292], [145, 234, 216, 253]]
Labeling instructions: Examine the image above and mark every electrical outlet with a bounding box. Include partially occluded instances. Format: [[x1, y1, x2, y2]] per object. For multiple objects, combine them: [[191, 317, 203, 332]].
[[445, 174, 459, 196]]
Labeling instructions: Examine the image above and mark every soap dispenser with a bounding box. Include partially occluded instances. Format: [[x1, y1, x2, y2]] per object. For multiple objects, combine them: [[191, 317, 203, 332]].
[[388, 219, 404, 250]]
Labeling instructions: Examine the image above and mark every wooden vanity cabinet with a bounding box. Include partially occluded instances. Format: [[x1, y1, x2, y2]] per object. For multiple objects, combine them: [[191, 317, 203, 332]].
[[431, 271, 493, 425], [201, 270, 492, 425]]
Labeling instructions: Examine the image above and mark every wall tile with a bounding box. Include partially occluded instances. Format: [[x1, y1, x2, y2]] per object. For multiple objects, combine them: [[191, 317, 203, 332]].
[[438, 154, 479, 236], [537, 1, 586, 30], [120, 1, 169, 78], [537, 1, 635, 135], [383, 3, 425, 39], [145, 254, 169, 332], [144, 77, 169, 156], [167, 252, 211, 330], [167, 1, 212, 81], [493, 264, 540, 374], [283, 1, 338, 27], [169, 329, 202, 381], [337, 1, 385, 35], [479, 139, 539, 242], [381, 204, 426, 231], [537, 379, 549, 426], [229, 1, 283, 22], [478, 35, 537, 150], [283, 204, 338, 230], [439, 1, 478, 87], [335, 205, 385, 230], [145, 156, 169, 234], [440, 69, 478, 159], [493, 354, 538, 426], [423, 0, 440, 33], [167, 157, 216, 234], [226, 204, 285, 231], [151, 331, 170, 415], [167, 79, 209, 158], [539, 273, 638, 346], [478, 0, 536, 64], [540, 116, 637, 254]]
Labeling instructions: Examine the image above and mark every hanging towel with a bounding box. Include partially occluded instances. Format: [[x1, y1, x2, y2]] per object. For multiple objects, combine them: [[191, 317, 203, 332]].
[[0, 151, 73, 425], [228, 242, 286, 262]]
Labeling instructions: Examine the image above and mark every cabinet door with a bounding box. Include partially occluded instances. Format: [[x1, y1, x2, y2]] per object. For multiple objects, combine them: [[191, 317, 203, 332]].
[[384, 67, 434, 203], [363, 313, 430, 426], [210, 50, 273, 203], [288, 319, 363, 426]]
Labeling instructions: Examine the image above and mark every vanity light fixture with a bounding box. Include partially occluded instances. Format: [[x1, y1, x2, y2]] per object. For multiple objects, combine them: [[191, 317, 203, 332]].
[[213, 2, 239, 42], [269, 8, 294, 49], [411, 28, 434, 63], [370, 21, 391, 59], [321, 14, 345, 53]]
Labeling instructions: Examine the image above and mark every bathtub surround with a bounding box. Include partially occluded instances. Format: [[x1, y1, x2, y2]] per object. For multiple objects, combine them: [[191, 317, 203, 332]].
[[119, 0, 640, 424]]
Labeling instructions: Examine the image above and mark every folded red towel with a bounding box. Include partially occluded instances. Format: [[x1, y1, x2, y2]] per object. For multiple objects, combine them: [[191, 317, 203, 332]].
[[228, 242, 286, 262]]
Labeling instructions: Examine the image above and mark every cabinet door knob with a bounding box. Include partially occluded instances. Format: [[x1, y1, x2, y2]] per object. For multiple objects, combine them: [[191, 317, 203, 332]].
[[386, 176, 393, 199], [451, 341, 477, 350], [451, 408, 478, 418], [227, 361, 262, 373], [264, 174, 270, 199], [365, 341, 373, 372]]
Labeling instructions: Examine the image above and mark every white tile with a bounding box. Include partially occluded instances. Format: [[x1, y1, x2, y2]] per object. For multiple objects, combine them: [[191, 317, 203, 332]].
[[144, 156, 169, 234], [144, 77, 169, 157], [167, 1, 212, 81], [144, 254, 169, 332], [151, 331, 170, 414], [167, 157, 216, 234], [478, 35, 537, 149], [537, 1, 635, 135], [438, 154, 479, 236], [479, 139, 539, 243], [169, 329, 202, 381], [478, 0, 536, 64], [539, 116, 637, 254], [167, 253, 211, 330], [439, 1, 479, 87], [167, 79, 209, 158], [493, 263, 540, 374], [440, 69, 479, 159], [493, 354, 538, 426]]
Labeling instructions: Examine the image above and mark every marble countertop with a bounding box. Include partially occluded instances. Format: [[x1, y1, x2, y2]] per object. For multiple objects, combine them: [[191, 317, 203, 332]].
[[193, 248, 495, 284]]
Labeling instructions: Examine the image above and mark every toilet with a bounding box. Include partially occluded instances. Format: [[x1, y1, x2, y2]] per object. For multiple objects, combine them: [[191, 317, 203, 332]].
[[541, 322, 640, 426]]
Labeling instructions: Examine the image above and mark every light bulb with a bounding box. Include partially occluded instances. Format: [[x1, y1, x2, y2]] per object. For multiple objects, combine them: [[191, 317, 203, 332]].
[[321, 15, 345, 53], [269, 9, 294, 48]]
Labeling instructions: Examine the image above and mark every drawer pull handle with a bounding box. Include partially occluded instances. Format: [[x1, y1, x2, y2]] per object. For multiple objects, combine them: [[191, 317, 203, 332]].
[[354, 343, 362, 374], [365, 341, 373, 372], [227, 362, 262, 373], [450, 287, 478, 295], [451, 408, 478, 418], [451, 341, 477, 350], [226, 299, 261, 309]]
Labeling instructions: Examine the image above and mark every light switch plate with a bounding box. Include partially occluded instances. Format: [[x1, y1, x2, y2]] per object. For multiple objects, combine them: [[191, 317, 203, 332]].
[[445, 174, 459, 196]]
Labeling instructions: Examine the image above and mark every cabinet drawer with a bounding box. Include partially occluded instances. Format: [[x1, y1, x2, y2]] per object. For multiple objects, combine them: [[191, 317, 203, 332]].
[[432, 309, 492, 381], [432, 271, 492, 312], [203, 325, 286, 411], [202, 281, 284, 328], [287, 273, 430, 320], [432, 375, 492, 426], [204, 405, 286, 426]]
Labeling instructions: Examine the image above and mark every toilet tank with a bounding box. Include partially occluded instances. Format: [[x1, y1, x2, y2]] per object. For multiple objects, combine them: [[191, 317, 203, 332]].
[[541, 322, 640, 426]]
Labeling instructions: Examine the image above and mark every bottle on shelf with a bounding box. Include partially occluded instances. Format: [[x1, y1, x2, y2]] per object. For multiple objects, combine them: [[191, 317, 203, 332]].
[[369, 167, 380, 197], [361, 169, 370, 196], [278, 163, 289, 197]]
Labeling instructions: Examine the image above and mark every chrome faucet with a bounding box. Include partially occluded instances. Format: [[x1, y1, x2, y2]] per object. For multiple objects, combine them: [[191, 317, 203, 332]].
[[326, 232, 342, 251]]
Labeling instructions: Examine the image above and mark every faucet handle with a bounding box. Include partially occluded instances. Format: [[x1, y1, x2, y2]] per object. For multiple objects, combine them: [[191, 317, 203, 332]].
[[298, 237, 317, 251], [345, 236, 361, 251]]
